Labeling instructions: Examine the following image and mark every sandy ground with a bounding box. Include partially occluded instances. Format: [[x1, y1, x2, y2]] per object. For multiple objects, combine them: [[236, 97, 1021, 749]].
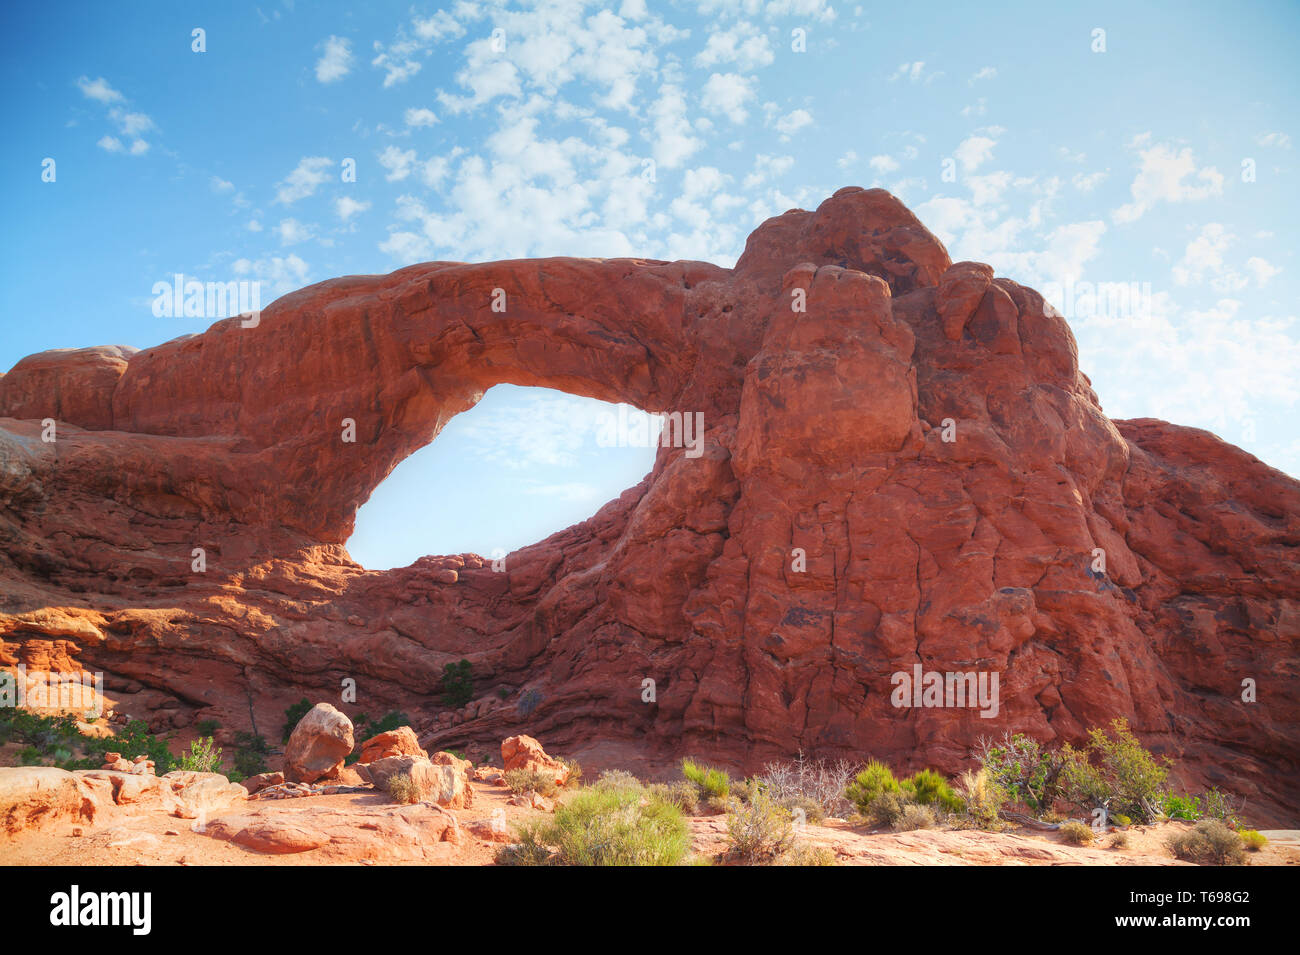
[[4, 778, 1297, 866]]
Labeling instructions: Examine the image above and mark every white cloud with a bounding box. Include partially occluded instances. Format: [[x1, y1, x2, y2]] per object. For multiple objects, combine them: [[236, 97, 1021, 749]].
[[836, 150, 857, 169], [1173, 223, 1234, 286], [315, 36, 354, 83], [404, 107, 438, 127], [210, 176, 235, 192], [1246, 256, 1281, 286], [275, 157, 333, 204], [336, 196, 371, 221], [96, 135, 122, 153], [77, 76, 123, 103], [231, 253, 311, 297], [695, 23, 774, 71], [1255, 131, 1292, 149], [647, 84, 701, 169], [969, 66, 997, 83], [890, 61, 926, 83], [379, 146, 416, 181], [1072, 171, 1106, 192], [774, 108, 813, 139], [275, 218, 314, 245], [700, 72, 755, 124], [954, 134, 997, 172], [742, 153, 794, 189], [1113, 140, 1224, 223], [869, 154, 899, 175]]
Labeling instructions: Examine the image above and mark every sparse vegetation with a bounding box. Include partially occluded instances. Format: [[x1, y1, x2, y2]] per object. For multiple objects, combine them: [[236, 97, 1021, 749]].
[[956, 768, 1007, 830], [229, 732, 269, 780], [387, 773, 421, 805], [845, 760, 902, 815], [195, 719, 221, 737], [1240, 829, 1267, 851], [441, 660, 474, 709], [773, 843, 838, 866], [1109, 831, 1130, 849], [1058, 820, 1095, 846], [504, 768, 558, 797], [757, 752, 858, 819], [894, 802, 938, 832], [177, 736, 223, 773], [281, 698, 312, 743], [974, 732, 1065, 815], [556, 756, 583, 787], [1166, 820, 1247, 865], [901, 768, 964, 814], [682, 758, 732, 800], [497, 775, 691, 866], [1060, 718, 1169, 823], [724, 788, 794, 862], [648, 781, 699, 814]]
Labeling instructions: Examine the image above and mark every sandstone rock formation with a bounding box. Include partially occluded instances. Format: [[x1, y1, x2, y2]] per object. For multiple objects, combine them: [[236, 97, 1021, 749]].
[[284, 704, 354, 783], [1, 188, 1297, 822]]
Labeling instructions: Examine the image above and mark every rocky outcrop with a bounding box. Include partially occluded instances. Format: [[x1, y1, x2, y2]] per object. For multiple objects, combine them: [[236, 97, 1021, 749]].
[[1, 188, 1297, 823]]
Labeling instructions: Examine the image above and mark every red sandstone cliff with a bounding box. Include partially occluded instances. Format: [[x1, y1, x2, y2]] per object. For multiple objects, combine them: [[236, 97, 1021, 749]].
[[1, 188, 1296, 822]]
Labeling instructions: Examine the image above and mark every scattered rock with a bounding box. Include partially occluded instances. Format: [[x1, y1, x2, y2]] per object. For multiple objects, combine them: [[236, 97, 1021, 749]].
[[357, 725, 427, 764], [501, 735, 569, 787]]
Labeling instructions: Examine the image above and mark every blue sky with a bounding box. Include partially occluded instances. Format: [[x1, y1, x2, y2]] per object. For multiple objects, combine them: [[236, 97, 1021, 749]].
[[2, 0, 1297, 569]]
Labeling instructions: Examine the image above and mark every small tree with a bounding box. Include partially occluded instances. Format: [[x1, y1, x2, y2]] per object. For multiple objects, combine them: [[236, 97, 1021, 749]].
[[441, 660, 474, 709]]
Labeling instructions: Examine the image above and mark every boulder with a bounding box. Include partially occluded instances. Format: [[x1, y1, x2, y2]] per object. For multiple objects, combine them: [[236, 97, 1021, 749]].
[[357, 725, 426, 764], [366, 755, 471, 809], [0, 767, 92, 835], [240, 771, 285, 795], [283, 703, 354, 783], [501, 735, 570, 787]]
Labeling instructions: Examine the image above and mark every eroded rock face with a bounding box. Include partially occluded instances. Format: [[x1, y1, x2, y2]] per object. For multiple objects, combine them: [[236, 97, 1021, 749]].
[[1, 187, 1297, 822]]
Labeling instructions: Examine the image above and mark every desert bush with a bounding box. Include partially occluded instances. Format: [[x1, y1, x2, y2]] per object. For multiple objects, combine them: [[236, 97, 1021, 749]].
[[504, 768, 558, 797], [1166, 820, 1246, 865], [1060, 719, 1169, 822], [1110, 812, 1132, 827], [757, 752, 858, 818], [845, 759, 901, 814], [894, 803, 938, 832], [595, 769, 641, 790], [780, 793, 826, 825], [230, 732, 269, 779], [1109, 831, 1129, 849], [1058, 820, 1094, 846], [195, 719, 220, 736], [725, 788, 794, 862], [973, 732, 1066, 815], [863, 789, 908, 828], [774, 843, 838, 866], [1161, 793, 1201, 820], [901, 768, 964, 814], [682, 758, 732, 800], [649, 781, 699, 814], [1239, 829, 1267, 851], [177, 736, 223, 773], [957, 768, 1006, 830], [556, 757, 583, 787], [387, 774, 421, 804], [1200, 788, 1243, 829], [499, 778, 691, 866], [441, 660, 474, 709], [281, 698, 312, 743]]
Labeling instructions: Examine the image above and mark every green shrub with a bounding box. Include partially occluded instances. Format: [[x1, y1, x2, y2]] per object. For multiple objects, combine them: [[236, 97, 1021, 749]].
[[901, 769, 964, 814], [894, 803, 938, 832], [230, 732, 269, 779], [1200, 789, 1242, 829], [974, 732, 1065, 815], [1240, 829, 1267, 851], [1060, 719, 1169, 823], [177, 736, 223, 773], [863, 790, 908, 828], [281, 698, 312, 743], [18, 745, 43, 766], [957, 768, 1006, 830], [441, 660, 474, 709], [1167, 820, 1246, 865], [195, 719, 220, 737], [845, 760, 901, 814], [1161, 793, 1202, 820], [504, 768, 558, 797], [499, 778, 691, 866], [595, 769, 641, 790], [1058, 820, 1094, 845], [1110, 812, 1132, 827], [111, 719, 176, 774], [725, 788, 794, 862], [682, 759, 732, 799]]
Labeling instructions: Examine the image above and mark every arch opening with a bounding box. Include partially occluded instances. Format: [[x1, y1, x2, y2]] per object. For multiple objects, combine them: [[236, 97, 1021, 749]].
[[346, 384, 663, 570]]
